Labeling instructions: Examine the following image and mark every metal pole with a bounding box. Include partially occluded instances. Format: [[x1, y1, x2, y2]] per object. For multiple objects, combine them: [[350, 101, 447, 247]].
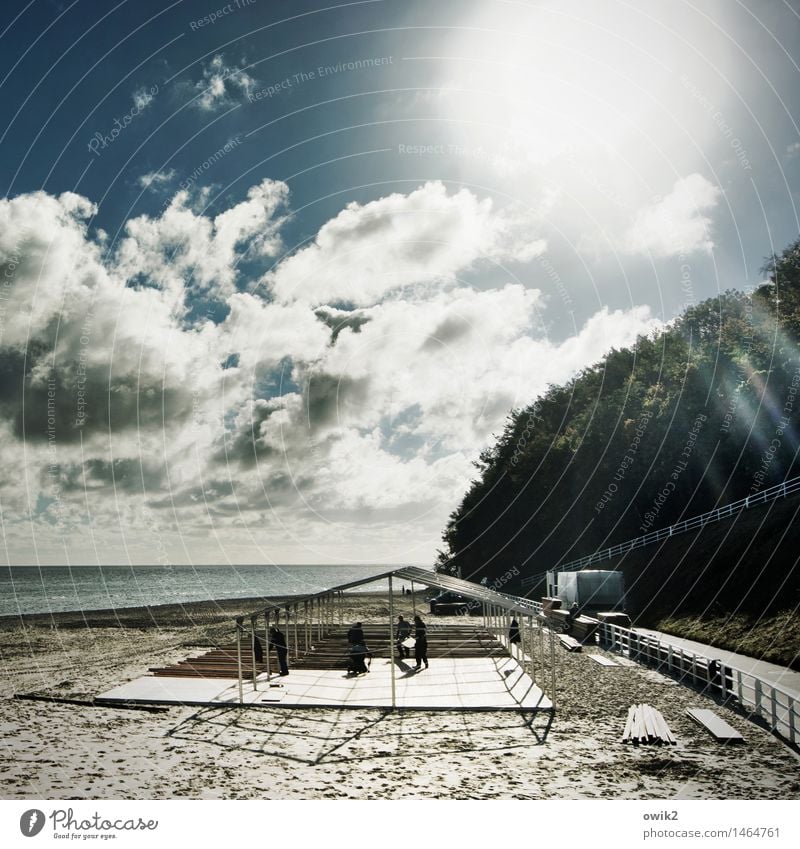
[[339, 590, 343, 625], [304, 600, 309, 652], [264, 609, 271, 680], [294, 604, 300, 659], [550, 624, 556, 710], [235, 617, 244, 704], [411, 580, 417, 617], [317, 597, 322, 641], [389, 576, 397, 710], [285, 607, 291, 658], [250, 616, 258, 692], [539, 617, 544, 685]]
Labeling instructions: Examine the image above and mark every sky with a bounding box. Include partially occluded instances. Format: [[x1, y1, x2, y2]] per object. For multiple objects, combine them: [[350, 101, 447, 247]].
[[1, 0, 799, 566]]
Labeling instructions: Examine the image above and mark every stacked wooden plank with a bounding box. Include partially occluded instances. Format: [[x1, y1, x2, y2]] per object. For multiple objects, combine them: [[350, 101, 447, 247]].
[[596, 611, 632, 629], [147, 624, 510, 677], [621, 703, 676, 745], [541, 597, 562, 615], [558, 634, 582, 652], [549, 610, 600, 642]]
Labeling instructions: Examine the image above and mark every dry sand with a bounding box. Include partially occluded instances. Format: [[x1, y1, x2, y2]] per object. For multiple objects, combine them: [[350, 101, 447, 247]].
[[1, 594, 798, 800]]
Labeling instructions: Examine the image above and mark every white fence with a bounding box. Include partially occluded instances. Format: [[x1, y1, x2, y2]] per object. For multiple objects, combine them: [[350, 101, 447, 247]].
[[521, 474, 800, 586], [596, 622, 799, 746], [494, 593, 799, 747]]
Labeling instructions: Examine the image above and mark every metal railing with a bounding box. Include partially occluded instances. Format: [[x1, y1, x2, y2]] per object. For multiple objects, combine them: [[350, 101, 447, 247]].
[[489, 588, 798, 747], [595, 622, 799, 747], [521, 474, 800, 586]]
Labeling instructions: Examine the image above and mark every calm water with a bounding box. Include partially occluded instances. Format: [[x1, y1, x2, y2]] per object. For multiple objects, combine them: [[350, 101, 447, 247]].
[[0, 564, 428, 617]]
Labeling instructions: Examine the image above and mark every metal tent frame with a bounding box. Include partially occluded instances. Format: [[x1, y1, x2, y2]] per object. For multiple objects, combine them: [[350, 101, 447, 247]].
[[232, 566, 555, 710]]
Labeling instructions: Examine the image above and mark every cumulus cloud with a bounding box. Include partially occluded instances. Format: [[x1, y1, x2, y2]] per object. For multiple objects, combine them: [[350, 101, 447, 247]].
[[192, 54, 256, 111], [623, 174, 721, 257], [114, 178, 288, 304], [266, 181, 547, 305], [0, 179, 660, 562]]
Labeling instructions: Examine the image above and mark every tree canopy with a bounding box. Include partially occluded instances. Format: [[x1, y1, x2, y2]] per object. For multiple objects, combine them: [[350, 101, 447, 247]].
[[436, 237, 800, 590]]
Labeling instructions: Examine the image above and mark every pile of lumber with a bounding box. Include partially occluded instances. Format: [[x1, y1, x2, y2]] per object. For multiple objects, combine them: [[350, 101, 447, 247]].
[[596, 611, 632, 629], [541, 597, 562, 615], [558, 634, 582, 652], [549, 610, 600, 642], [621, 703, 676, 745]]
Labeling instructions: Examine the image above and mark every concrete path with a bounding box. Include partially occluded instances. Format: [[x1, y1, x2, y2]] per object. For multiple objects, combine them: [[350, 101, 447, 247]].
[[635, 627, 800, 698]]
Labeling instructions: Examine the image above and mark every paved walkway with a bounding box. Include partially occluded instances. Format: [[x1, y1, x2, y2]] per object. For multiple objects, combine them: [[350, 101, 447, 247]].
[[636, 628, 800, 698]]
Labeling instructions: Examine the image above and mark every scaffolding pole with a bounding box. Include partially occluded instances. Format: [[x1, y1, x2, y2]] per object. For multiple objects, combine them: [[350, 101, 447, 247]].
[[389, 576, 397, 710], [293, 604, 299, 658], [264, 609, 271, 681], [235, 617, 244, 704], [250, 615, 258, 691]]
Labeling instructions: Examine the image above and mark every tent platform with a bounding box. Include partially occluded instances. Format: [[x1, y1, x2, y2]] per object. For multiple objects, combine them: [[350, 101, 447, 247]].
[[96, 656, 552, 712]]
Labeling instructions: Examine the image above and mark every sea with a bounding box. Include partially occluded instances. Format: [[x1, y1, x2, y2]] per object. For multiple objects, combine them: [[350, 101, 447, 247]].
[[0, 564, 430, 617]]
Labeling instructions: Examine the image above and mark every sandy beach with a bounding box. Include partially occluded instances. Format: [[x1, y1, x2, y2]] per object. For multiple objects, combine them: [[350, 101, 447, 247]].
[[0, 594, 798, 800]]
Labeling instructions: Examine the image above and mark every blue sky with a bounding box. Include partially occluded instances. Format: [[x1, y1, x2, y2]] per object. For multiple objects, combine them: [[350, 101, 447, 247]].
[[1, 0, 799, 565]]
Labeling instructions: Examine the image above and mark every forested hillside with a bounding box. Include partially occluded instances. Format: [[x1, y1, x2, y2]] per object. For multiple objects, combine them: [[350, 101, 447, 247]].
[[436, 238, 800, 600]]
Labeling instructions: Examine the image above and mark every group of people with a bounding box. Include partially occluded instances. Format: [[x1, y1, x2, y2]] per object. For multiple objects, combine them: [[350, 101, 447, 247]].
[[346, 614, 429, 675], [255, 613, 433, 679], [395, 614, 428, 670]]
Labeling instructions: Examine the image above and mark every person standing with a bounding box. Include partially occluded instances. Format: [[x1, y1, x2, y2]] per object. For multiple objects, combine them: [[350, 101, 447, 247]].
[[252, 633, 264, 663], [395, 615, 412, 658], [509, 619, 521, 645], [413, 615, 428, 670], [269, 626, 289, 676], [347, 621, 365, 645]]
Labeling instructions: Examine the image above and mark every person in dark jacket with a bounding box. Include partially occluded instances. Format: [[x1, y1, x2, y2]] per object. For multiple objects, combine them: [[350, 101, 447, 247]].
[[253, 633, 264, 663], [347, 622, 365, 645], [395, 615, 412, 658], [348, 642, 372, 675], [269, 626, 289, 675], [564, 603, 580, 633], [413, 615, 428, 669], [509, 619, 521, 645]]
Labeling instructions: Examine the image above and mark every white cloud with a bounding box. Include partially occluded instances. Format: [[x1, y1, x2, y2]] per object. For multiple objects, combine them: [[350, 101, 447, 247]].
[[192, 54, 256, 111], [0, 180, 660, 563], [137, 169, 176, 190], [623, 174, 721, 257], [267, 181, 547, 305], [114, 178, 288, 303], [132, 86, 156, 111]]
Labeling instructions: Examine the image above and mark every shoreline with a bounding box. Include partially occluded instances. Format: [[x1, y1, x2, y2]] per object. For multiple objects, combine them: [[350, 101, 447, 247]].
[[0, 589, 390, 630]]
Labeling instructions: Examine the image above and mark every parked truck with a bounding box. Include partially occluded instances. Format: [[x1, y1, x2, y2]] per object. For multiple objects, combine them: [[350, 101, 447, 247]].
[[545, 569, 625, 613]]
